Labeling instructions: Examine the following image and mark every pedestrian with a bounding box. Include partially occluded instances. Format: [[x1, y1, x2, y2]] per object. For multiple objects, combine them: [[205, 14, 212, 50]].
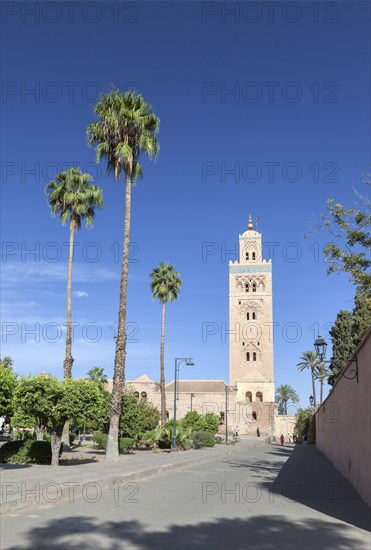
[[256, 427, 260, 437], [235, 426, 239, 437], [288, 434, 292, 443], [304, 435, 308, 448], [280, 434, 284, 446]]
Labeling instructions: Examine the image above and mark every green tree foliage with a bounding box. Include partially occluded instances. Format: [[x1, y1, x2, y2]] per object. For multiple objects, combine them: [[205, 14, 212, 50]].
[[329, 292, 371, 385], [275, 384, 300, 415], [13, 375, 105, 465], [294, 408, 313, 436], [87, 89, 160, 461], [150, 262, 182, 426], [119, 392, 160, 439], [318, 179, 371, 294], [87, 366, 108, 391], [0, 357, 17, 419], [180, 411, 221, 434]]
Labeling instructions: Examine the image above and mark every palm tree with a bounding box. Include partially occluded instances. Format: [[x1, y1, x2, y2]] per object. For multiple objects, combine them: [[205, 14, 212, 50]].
[[87, 89, 160, 460], [46, 168, 103, 379], [297, 350, 321, 408], [275, 384, 299, 415], [150, 262, 182, 426], [314, 363, 328, 405], [87, 366, 108, 391]]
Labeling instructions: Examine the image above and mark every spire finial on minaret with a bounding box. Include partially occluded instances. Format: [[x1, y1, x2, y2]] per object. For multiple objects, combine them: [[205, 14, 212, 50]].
[[247, 214, 253, 230]]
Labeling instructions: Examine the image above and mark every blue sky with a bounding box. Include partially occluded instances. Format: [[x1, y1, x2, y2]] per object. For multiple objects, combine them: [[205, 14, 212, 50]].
[[1, 1, 370, 409]]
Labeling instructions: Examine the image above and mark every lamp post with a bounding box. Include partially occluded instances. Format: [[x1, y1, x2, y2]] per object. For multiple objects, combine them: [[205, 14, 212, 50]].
[[314, 336, 359, 382], [225, 384, 238, 445], [172, 357, 195, 452], [309, 395, 314, 408], [190, 393, 195, 411]]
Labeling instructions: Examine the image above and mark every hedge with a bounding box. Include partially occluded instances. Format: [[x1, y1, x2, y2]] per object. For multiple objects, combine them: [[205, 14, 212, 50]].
[[0, 440, 54, 464]]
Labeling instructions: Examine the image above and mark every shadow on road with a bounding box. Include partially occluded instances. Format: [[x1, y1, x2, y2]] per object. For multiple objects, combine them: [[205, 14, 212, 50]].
[[4, 514, 368, 550], [223, 443, 370, 532]]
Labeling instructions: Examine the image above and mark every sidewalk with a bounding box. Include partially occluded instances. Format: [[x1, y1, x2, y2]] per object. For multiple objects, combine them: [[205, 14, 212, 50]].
[[0, 437, 266, 515]]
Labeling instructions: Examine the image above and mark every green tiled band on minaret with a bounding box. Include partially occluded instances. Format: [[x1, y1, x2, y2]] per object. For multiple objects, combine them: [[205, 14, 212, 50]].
[[229, 265, 272, 274]]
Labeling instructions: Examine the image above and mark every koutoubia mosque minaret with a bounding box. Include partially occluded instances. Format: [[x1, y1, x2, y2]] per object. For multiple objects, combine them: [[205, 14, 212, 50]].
[[229, 215, 275, 435]]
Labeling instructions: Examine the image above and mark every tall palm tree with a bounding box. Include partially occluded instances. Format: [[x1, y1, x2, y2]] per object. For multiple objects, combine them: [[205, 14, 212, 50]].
[[87, 366, 108, 391], [46, 168, 104, 379], [275, 384, 299, 415], [297, 350, 321, 408], [314, 363, 328, 405], [87, 89, 160, 460], [150, 262, 182, 426]]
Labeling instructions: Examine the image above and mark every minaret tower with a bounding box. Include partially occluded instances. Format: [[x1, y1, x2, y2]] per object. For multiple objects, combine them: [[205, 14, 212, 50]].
[[229, 215, 275, 435]]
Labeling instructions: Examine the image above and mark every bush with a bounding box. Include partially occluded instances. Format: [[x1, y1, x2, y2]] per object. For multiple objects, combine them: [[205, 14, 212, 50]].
[[119, 437, 134, 452], [92, 432, 107, 449], [192, 431, 215, 449], [69, 432, 77, 446], [215, 436, 223, 444], [0, 440, 53, 464]]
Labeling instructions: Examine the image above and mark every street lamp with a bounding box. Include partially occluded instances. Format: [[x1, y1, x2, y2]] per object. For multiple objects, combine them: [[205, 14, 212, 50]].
[[190, 393, 195, 411], [172, 357, 195, 452], [309, 395, 314, 408], [314, 336, 359, 383], [314, 335, 327, 361], [225, 384, 238, 445]]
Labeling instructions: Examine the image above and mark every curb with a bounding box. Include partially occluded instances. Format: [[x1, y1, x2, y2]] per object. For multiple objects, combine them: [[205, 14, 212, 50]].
[[1, 440, 265, 515]]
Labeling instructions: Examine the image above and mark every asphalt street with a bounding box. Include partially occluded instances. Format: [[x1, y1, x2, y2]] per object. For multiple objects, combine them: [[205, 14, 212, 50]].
[[1, 444, 370, 549]]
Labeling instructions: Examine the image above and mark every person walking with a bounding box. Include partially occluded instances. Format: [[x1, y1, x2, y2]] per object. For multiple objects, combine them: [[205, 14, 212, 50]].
[[256, 427, 260, 437], [280, 434, 284, 446], [304, 435, 308, 448], [235, 426, 239, 437]]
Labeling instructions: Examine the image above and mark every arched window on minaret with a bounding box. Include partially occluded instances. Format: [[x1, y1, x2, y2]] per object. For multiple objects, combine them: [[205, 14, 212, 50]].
[[256, 392, 263, 402], [245, 283, 249, 292], [245, 251, 249, 260], [246, 352, 250, 361], [252, 283, 257, 292], [252, 312, 256, 320], [245, 391, 252, 403], [253, 352, 257, 361], [252, 412, 257, 421], [252, 252, 256, 260], [246, 312, 249, 320]]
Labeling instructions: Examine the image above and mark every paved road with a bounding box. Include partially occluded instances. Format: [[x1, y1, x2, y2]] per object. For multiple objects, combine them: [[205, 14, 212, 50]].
[[1, 444, 370, 549]]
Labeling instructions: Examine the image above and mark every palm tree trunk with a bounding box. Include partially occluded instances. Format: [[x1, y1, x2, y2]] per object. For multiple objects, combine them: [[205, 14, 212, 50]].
[[64, 217, 75, 378], [160, 301, 167, 426], [311, 369, 317, 408], [62, 217, 76, 448], [106, 169, 132, 461]]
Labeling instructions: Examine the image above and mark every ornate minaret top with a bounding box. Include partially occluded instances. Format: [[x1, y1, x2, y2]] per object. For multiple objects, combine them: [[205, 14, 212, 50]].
[[247, 214, 253, 230]]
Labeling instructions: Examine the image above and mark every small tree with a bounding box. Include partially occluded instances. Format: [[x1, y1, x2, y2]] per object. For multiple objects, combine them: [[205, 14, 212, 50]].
[[119, 392, 160, 439], [13, 376, 105, 465], [275, 384, 300, 415], [87, 366, 108, 391], [0, 357, 17, 421], [294, 408, 313, 436]]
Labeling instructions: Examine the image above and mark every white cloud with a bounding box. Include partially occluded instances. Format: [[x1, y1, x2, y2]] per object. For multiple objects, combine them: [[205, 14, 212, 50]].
[[74, 291, 88, 298], [1, 262, 118, 287]]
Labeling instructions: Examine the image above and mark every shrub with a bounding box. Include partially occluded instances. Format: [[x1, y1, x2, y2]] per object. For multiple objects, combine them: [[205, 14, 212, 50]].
[[0, 440, 24, 462], [0, 440, 53, 464], [92, 432, 107, 449], [69, 432, 77, 446], [119, 437, 134, 452], [192, 431, 215, 449], [215, 435, 223, 444]]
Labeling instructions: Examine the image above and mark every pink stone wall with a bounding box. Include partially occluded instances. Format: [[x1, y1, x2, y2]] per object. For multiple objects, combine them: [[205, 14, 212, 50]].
[[315, 329, 371, 507]]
